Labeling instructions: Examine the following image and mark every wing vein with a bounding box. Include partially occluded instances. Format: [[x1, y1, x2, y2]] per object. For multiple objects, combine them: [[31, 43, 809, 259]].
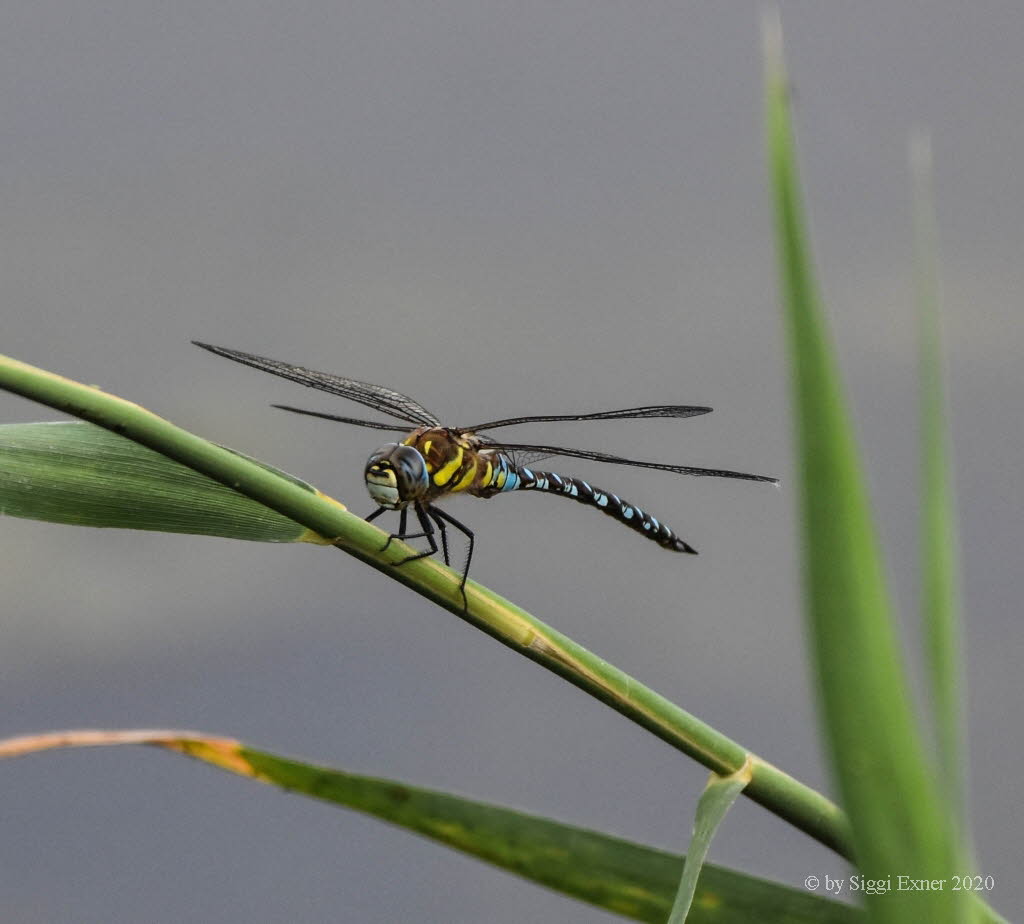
[[491, 441, 779, 483], [465, 405, 711, 432], [193, 342, 440, 426]]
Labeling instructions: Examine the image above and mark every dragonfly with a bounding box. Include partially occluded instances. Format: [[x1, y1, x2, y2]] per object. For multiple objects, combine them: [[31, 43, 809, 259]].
[[194, 342, 778, 604]]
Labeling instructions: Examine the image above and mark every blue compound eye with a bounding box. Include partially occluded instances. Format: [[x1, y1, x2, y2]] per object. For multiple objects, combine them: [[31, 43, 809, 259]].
[[365, 444, 397, 470], [364, 444, 428, 508], [390, 445, 429, 496]]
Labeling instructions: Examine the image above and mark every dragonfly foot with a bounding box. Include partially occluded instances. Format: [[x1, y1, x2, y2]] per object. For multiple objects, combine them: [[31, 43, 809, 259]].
[[388, 547, 436, 567]]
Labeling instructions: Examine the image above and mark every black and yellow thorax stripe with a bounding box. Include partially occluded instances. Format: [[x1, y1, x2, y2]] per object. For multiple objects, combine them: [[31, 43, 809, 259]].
[[400, 428, 518, 500]]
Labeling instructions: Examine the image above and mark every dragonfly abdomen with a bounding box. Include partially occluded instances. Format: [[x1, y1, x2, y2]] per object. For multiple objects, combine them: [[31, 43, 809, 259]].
[[514, 468, 696, 554]]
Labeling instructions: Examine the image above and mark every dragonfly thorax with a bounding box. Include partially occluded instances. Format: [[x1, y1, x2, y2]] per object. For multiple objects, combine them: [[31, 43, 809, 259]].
[[365, 442, 429, 509]]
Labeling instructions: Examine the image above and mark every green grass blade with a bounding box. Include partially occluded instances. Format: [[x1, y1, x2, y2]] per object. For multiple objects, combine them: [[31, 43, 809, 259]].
[[0, 421, 322, 542], [667, 765, 751, 924], [0, 349, 855, 859], [0, 729, 861, 924], [911, 131, 966, 818], [764, 16, 967, 923]]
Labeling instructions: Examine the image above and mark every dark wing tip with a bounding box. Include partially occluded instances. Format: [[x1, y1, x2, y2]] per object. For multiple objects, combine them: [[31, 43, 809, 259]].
[[726, 472, 780, 485], [193, 341, 236, 357], [673, 538, 699, 554], [192, 340, 233, 358]]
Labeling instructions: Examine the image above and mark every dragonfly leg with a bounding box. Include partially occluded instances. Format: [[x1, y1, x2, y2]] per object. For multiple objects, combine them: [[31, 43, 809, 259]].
[[385, 503, 440, 566], [371, 506, 432, 556], [375, 507, 405, 553], [427, 506, 474, 609], [425, 507, 451, 566]]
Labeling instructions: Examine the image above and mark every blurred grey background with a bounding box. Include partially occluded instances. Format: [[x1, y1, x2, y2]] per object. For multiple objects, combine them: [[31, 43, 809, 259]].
[[2, 4, 1021, 921]]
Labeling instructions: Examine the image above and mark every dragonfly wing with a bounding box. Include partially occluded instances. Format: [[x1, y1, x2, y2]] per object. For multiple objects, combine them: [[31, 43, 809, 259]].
[[496, 447, 556, 468], [272, 405, 413, 432], [492, 441, 779, 484], [193, 342, 441, 426], [465, 405, 712, 432]]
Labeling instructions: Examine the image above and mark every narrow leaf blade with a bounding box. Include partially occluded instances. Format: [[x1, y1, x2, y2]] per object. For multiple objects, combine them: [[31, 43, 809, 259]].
[[0, 728, 861, 924], [668, 765, 751, 924], [912, 130, 967, 817], [764, 16, 967, 923], [0, 421, 326, 542]]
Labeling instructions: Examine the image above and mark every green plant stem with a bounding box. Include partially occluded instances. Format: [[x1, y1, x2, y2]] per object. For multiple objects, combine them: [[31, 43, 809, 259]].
[[0, 352, 852, 859]]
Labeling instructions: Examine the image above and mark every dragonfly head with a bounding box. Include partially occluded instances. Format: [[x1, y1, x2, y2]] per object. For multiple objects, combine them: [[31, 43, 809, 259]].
[[365, 443, 429, 509]]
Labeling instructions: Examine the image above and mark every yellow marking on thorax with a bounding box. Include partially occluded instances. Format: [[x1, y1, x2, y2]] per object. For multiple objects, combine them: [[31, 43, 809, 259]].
[[450, 457, 479, 492], [431, 442, 464, 487]]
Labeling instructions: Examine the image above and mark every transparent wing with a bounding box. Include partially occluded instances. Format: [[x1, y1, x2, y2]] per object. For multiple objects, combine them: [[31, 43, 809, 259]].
[[193, 342, 441, 427], [489, 440, 779, 484], [495, 447, 556, 469], [464, 405, 712, 432], [272, 405, 412, 433]]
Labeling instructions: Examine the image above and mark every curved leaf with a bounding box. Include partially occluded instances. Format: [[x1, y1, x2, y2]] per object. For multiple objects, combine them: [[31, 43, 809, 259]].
[[0, 421, 330, 543], [0, 729, 861, 924]]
